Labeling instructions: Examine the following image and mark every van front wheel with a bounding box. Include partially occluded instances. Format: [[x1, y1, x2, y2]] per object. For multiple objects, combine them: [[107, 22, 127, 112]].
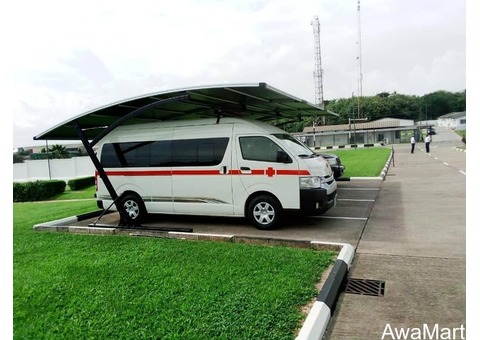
[[120, 193, 146, 226], [247, 195, 282, 230]]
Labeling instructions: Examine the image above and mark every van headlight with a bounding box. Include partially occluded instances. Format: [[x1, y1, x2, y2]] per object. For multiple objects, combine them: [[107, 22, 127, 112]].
[[300, 176, 322, 189], [327, 158, 337, 166]]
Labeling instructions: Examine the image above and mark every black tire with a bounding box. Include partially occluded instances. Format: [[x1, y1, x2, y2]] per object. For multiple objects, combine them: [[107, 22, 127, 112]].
[[120, 193, 146, 226], [247, 195, 282, 230]]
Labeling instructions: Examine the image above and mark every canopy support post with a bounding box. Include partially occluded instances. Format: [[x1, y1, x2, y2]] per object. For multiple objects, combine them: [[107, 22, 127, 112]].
[[72, 120, 129, 226], [72, 94, 190, 227]]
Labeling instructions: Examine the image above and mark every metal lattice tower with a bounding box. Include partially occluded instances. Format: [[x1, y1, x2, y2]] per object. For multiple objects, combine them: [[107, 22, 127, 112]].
[[311, 16, 324, 106], [356, 0, 364, 118]]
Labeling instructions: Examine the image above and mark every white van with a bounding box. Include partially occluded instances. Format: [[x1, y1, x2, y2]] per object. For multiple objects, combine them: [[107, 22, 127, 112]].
[[95, 117, 337, 229]]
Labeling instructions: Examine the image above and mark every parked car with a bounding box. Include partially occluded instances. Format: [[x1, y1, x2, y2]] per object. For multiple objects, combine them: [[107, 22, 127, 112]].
[[318, 153, 345, 180]]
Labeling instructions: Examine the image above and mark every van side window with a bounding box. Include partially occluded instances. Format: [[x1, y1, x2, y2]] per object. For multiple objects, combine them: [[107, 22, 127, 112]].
[[101, 138, 228, 167], [172, 138, 229, 166], [239, 136, 291, 163], [101, 141, 171, 167]]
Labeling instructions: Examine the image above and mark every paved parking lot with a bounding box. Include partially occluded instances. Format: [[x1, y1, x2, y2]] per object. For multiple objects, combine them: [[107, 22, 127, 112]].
[[80, 179, 383, 246], [40, 125, 467, 339]]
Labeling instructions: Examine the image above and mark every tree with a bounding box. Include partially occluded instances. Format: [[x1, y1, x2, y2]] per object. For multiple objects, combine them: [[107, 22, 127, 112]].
[[13, 153, 24, 163], [421, 90, 466, 120], [48, 144, 70, 159], [280, 89, 466, 132]]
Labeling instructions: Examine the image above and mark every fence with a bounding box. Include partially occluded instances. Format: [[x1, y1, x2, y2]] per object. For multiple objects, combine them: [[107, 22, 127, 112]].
[[13, 157, 95, 182]]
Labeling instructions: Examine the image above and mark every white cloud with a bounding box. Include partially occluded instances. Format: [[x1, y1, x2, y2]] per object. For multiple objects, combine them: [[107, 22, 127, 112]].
[[9, 0, 466, 147]]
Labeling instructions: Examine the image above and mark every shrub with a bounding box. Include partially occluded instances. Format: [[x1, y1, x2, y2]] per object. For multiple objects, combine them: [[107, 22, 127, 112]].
[[68, 176, 95, 191], [13, 180, 66, 202]]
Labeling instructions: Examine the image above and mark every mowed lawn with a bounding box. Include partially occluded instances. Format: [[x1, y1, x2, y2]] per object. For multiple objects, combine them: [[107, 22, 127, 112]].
[[322, 147, 392, 178], [14, 200, 335, 339], [13, 146, 392, 338]]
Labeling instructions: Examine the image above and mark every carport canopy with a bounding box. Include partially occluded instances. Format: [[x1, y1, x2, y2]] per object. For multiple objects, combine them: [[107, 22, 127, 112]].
[[32, 82, 336, 227], [33, 82, 336, 142]]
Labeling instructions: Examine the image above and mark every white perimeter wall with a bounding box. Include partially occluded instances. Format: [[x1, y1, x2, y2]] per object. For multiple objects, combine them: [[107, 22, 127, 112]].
[[13, 156, 95, 182]]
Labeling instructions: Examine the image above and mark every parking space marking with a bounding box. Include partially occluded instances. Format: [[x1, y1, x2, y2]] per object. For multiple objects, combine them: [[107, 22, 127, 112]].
[[318, 216, 368, 221], [431, 155, 465, 175], [338, 199, 375, 202], [337, 188, 379, 191]]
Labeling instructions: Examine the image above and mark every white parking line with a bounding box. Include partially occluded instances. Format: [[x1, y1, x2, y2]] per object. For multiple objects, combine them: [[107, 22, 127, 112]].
[[338, 199, 375, 202], [443, 162, 450, 166], [337, 188, 379, 191], [459, 170, 466, 175], [318, 216, 368, 221]]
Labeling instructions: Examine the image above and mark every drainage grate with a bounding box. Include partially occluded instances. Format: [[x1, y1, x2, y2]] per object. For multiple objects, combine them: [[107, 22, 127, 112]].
[[344, 278, 385, 297]]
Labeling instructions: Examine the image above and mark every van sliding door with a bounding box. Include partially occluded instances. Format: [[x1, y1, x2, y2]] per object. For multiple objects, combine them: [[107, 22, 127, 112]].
[[171, 125, 234, 215]]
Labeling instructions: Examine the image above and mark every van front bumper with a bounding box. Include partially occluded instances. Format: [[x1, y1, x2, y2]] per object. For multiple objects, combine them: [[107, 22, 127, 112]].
[[299, 188, 337, 215]]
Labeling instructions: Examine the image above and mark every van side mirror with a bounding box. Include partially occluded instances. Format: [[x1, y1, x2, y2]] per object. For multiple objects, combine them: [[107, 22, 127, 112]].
[[276, 150, 292, 163]]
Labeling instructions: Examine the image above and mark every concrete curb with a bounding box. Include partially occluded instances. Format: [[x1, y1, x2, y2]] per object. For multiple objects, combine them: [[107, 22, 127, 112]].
[[379, 150, 394, 180], [314, 143, 383, 150], [34, 215, 355, 340], [296, 242, 355, 340]]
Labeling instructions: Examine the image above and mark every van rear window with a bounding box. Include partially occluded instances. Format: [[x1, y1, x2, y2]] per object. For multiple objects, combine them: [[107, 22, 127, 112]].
[[100, 138, 229, 168]]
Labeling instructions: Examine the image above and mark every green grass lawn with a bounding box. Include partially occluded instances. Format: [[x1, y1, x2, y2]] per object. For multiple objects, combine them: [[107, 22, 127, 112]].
[[14, 200, 335, 339], [322, 147, 392, 178], [50, 184, 96, 200], [13, 148, 392, 338]]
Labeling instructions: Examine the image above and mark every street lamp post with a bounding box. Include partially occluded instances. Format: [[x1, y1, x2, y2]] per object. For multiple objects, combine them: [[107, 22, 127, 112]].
[[312, 121, 316, 149]]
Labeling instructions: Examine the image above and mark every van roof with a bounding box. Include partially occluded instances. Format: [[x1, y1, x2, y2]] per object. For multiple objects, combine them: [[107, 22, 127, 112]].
[[106, 117, 285, 136], [34, 82, 336, 141]]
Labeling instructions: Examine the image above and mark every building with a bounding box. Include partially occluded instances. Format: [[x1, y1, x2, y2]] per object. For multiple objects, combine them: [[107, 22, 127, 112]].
[[293, 118, 424, 148], [437, 111, 466, 130]]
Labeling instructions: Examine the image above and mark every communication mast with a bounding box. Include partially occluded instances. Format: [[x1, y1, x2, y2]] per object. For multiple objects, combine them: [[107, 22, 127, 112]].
[[311, 16, 324, 107], [356, 0, 364, 118]]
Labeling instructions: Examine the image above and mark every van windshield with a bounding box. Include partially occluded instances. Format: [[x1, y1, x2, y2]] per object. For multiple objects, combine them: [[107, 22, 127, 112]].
[[272, 134, 316, 158]]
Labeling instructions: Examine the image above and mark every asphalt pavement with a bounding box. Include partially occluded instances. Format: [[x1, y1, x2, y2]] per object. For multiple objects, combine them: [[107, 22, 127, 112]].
[[324, 126, 467, 339]]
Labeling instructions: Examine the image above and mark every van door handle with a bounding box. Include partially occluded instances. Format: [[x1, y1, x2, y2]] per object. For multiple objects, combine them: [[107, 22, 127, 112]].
[[240, 167, 252, 174]]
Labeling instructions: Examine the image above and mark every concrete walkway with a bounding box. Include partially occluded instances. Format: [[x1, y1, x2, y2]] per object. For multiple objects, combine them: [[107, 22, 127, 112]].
[[325, 127, 467, 339]]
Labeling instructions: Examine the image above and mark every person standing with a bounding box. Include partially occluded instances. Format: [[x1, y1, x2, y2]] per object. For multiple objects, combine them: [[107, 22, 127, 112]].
[[410, 135, 416, 154], [425, 134, 432, 153]]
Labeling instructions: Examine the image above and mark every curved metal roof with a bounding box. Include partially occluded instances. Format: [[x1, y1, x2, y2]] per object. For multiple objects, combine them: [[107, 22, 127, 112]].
[[33, 82, 335, 141]]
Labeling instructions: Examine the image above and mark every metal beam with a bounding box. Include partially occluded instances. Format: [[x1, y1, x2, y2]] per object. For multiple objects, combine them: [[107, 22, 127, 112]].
[[90, 95, 189, 147], [72, 120, 128, 225], [72, 94, 189, 226]]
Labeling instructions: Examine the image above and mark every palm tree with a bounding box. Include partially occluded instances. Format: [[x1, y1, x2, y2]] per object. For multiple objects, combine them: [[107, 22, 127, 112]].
[[48, 144, 70, 159]]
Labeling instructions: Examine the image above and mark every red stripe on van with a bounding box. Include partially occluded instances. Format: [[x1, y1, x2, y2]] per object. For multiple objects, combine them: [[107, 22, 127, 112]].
[[101, 169, 311, 176], [172, 170, 221, 175], [277, 169, 311, 176], [105, 170, 172, 176]]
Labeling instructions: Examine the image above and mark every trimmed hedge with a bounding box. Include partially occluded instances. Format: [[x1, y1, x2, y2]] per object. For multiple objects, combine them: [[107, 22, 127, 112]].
[[67, 176, 95, 191], [13, 180, 66, 202]]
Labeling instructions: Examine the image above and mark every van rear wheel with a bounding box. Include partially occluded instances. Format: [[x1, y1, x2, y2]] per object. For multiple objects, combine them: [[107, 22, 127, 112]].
[[247, 195, 282, 230], [120, 193, 146, 226]]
